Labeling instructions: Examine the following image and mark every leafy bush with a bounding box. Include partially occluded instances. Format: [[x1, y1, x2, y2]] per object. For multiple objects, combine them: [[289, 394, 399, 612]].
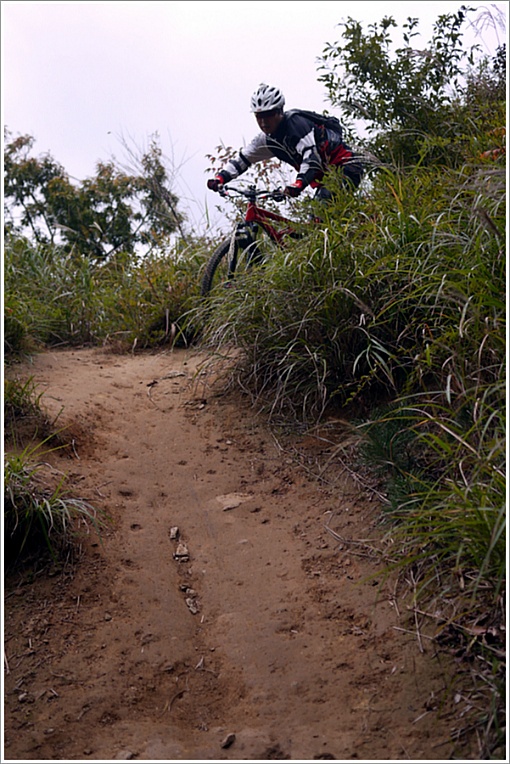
[[317, 9, 506, 168], [4, 130, 183, 258]]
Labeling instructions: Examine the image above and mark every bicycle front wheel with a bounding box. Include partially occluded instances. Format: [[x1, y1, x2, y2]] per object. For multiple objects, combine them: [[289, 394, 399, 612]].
[[200, 235, 263, 296], [200, 237, 236, 296]]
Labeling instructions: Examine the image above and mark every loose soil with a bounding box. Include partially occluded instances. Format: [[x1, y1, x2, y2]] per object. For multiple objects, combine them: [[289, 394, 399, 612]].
[[4, 347, 476, 762]]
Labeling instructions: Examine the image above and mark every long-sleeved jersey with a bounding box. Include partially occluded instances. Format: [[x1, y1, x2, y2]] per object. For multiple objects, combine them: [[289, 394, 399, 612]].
[[219, 110, 362, 189]]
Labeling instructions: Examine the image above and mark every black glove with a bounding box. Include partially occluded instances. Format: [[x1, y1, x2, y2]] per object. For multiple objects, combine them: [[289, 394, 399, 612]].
[[284, 180, 304, 198], [207, 174, 227, 192]]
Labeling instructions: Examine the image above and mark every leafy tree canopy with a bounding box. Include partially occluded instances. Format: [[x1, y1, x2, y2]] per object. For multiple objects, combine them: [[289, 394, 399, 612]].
[[318, 6, 506, 166], [3, 130, 184, 259]]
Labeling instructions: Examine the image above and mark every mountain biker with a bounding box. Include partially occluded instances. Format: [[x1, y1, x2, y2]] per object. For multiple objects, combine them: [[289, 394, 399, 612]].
[[207, 83, 363, 201]]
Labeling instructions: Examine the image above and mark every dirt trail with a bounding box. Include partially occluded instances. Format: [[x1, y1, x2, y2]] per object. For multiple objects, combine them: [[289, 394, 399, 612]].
[[4, 347, 470, 762]]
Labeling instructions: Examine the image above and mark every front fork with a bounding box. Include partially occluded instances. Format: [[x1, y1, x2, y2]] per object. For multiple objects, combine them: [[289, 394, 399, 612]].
[[227, 222, 258, 275]]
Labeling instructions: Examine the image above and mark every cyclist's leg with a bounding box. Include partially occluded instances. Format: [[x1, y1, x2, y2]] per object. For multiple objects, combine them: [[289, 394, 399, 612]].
[[312, 162, 363, 209], [314, 186, 333, 203], [312, 168, 359, 221], [342, 164, 363, 189]]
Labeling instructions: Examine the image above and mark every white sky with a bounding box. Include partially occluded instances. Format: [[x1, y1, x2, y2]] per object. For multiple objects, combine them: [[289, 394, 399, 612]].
[[1, 0, 507, 235]]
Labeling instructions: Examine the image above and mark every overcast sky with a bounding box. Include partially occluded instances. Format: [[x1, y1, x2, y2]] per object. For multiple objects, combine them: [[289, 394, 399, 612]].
[[2, 1, 506, 235]]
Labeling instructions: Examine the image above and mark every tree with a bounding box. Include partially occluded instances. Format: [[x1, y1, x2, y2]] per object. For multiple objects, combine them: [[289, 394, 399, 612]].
[[4, 133, 67, 245], [317, 7, 499, 166], [3, 129, 184, 259]]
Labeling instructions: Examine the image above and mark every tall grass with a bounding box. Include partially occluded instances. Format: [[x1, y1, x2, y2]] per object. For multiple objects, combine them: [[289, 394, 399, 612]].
[[4, 376, 45, 431], [198, 163, 504, 418], [4, 236, 211, 355]]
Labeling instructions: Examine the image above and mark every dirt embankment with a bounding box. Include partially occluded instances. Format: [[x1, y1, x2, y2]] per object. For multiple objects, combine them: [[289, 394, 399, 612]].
[[4, 347, 475, 761]]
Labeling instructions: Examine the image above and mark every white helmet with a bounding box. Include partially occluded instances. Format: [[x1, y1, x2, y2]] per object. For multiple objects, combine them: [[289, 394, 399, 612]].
[[250, 83, 285, 113]]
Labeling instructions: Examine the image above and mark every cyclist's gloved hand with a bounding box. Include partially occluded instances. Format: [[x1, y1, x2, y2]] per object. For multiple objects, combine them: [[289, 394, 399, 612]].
[[284, 180, 304, 198], [207, 174, 227, 192]]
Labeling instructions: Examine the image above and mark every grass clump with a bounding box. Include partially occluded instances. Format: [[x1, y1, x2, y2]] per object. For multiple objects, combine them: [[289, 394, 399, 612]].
[[3, 375, 62, 452], [4, 444, 106, 568], [4, 378, 107, 568], [4, 376, 44, 428]]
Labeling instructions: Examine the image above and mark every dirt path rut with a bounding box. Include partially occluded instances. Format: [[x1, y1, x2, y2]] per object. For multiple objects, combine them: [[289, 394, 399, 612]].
[[4, 347, 467, 761]]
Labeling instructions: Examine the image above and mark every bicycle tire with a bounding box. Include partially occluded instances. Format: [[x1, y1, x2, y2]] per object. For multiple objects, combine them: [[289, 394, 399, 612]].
[[200, 235, 263, 296], [200, 238, 235, 296]]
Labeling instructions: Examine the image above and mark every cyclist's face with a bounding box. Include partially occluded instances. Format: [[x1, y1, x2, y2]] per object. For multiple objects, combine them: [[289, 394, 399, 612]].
[[255, 109, 284, 135]]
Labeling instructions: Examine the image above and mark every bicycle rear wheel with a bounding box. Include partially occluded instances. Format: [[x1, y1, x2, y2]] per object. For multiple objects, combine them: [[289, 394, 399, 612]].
[[200, 235, 263, 296]]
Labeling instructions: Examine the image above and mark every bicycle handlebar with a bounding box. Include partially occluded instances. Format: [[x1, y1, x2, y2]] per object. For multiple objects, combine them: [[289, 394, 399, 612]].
[[218, 184, 285, 203]]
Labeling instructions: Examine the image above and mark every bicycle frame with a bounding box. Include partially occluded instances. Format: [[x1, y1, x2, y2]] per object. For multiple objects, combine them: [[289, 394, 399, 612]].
[[201, 184, 307, 295], [245, 198, 299, 245], [220, 185, 302, 247]]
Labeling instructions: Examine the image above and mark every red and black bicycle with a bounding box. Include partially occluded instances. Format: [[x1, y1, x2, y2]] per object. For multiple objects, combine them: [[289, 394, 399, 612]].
[[200, 183, 307, 296]]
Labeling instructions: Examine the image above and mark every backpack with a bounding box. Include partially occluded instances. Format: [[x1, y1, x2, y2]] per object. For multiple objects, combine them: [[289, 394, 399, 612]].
[[287, 108, 364, 184], [287, 109, 343, 140]]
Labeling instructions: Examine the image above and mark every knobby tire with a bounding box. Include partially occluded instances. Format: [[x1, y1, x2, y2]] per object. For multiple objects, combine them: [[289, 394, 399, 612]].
[[200, 238, 236, 296], [200, 235, 263, 297]]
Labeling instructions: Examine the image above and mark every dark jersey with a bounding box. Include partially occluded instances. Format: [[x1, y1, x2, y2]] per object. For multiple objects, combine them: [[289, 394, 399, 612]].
[[221, 111, 361, 189]]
